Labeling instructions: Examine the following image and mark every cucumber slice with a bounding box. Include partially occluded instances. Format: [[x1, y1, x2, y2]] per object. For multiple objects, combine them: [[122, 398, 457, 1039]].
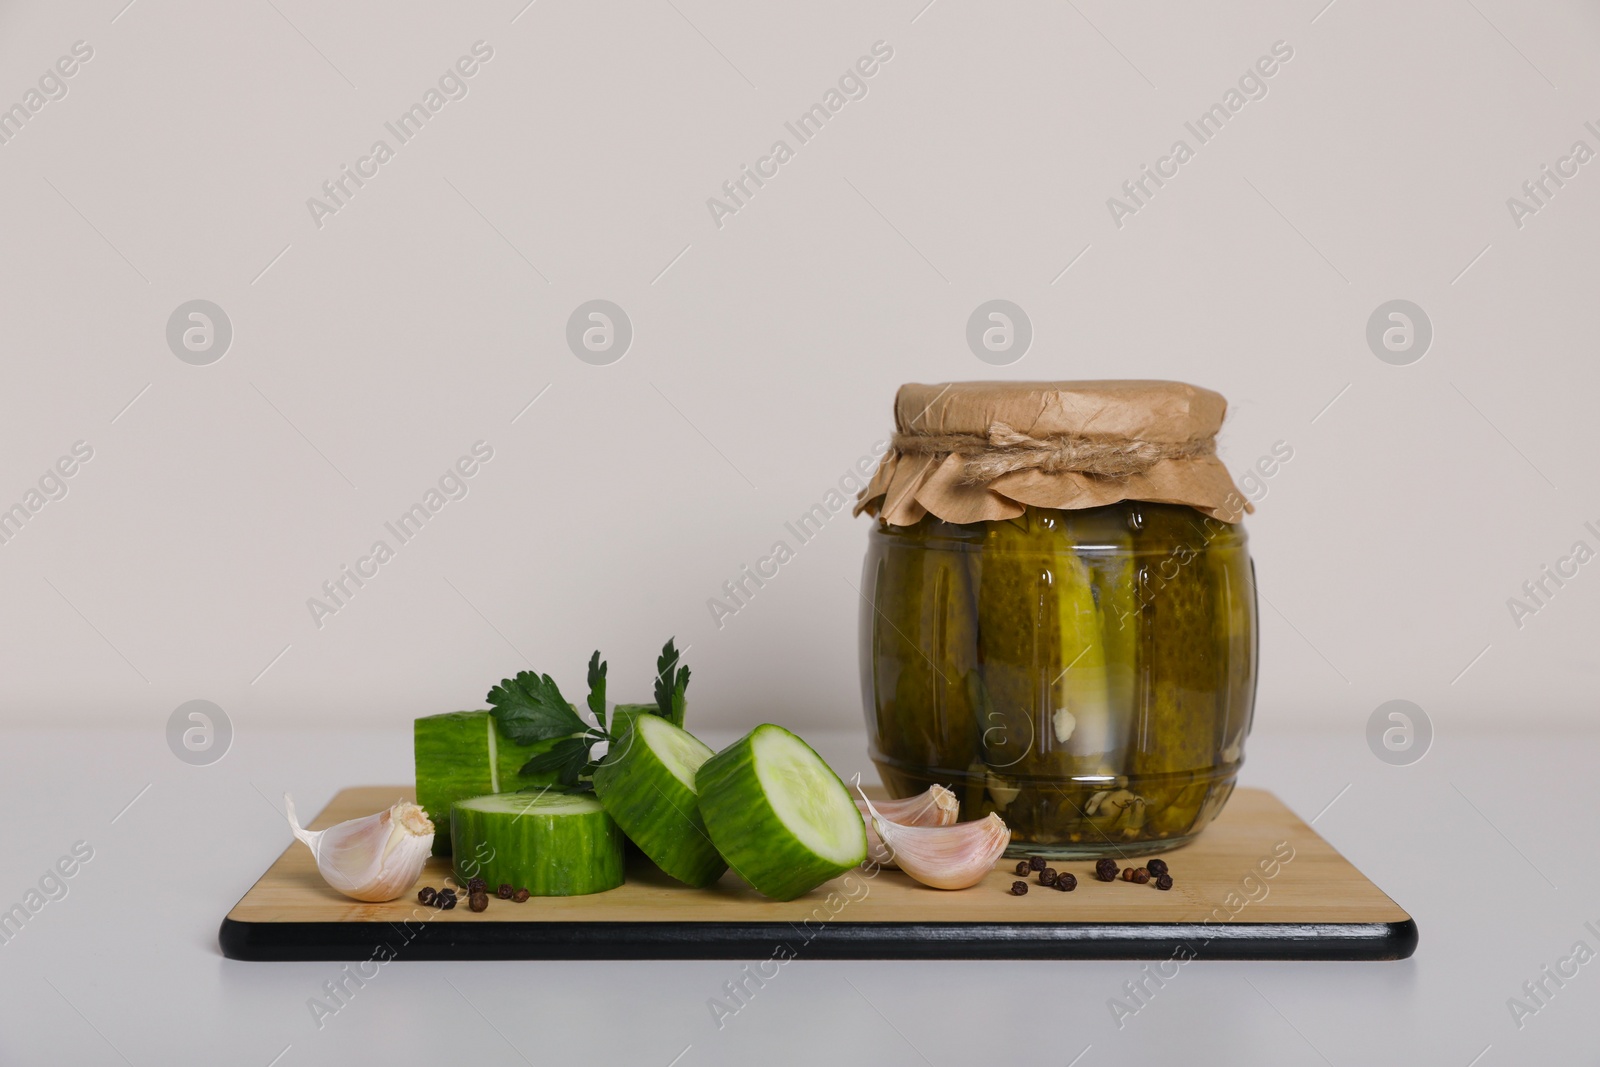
[[611, 702, 657, 725], [593, 712, 726, 887], [449, 791, 625, 896], [414, 711, 565, 855], [696, 725, 867, 901]]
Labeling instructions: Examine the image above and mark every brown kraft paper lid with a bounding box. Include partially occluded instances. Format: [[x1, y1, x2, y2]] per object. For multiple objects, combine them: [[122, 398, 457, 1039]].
[[854, 380, 1252, 526]]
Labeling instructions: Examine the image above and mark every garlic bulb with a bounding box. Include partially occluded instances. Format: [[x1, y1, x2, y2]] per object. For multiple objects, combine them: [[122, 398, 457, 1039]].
[[855, 786, 959, 868], [285, 794, 435, 902], [859, 792, 1010, 890]]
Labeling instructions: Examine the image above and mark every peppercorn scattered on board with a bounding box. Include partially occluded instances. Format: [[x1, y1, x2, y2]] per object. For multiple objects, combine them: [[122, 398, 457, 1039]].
[[220, 785, 1414, 961]]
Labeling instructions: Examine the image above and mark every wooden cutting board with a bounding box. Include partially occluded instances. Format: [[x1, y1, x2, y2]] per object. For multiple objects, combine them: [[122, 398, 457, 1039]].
[[220, 786, 1415, 961]]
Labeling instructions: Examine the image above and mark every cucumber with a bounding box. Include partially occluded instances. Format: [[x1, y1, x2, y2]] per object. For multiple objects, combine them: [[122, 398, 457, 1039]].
[[610, 704, 656, 737], [592, 712, 726, 887], [449, 791, 625, 896], [696, 725, 867, 901], [974, 510, 1114, 780], [613, 700, 693, 736], [1130, 506, 1228, 836], [864, 520, 982, 786], [413, 711, 564, 855]]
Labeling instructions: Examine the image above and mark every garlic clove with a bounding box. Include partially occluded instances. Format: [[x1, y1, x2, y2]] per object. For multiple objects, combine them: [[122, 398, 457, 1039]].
[[286, 794, 435, 903], [985, 772, 1021, 810], [859, 791, 1010, 890], [855, 786, 959, 868], [861, 785, 960, 827]]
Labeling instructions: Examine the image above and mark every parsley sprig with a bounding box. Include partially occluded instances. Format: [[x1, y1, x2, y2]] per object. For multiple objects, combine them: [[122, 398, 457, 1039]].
[[486, 639, 689, 790], [654, 638, 690, 727]]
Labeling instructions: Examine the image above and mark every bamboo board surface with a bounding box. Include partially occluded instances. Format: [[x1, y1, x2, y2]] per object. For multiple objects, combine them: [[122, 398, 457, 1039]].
[[221, 786, 1413, 960]]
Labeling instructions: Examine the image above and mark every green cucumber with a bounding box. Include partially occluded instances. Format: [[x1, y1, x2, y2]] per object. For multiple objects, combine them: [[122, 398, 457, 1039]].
[[864, 521, 982, 785], [1130, 506, 1228, 836], [593, 712, 726, 887], [449, 791, 625, 896], [696, 725, 867, 901], [414, 711, 564, 855], [610, 704, 656, 736], [975, 511, 1115, 780]]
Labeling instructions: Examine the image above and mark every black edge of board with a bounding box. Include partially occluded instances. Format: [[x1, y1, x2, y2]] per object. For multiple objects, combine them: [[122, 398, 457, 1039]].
[[220, 917, 1417, 962]]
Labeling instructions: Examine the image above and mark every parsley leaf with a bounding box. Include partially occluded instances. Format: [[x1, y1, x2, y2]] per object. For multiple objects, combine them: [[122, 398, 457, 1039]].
[[497, 644, 685, 789], [518, 737, 592, 786], [488, 671, 586, 745], [586, 651, 607, 734], [653, 638, 690, 727]]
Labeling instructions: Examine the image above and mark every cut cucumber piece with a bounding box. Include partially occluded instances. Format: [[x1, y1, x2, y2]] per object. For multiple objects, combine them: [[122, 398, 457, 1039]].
[[593, 712, 725, 887], [611, 702, 691, 743], [449, 791, 625, 896], [414, 711, 564, 855], [696, 724, 867, 901], [611, 702, 657, 724]]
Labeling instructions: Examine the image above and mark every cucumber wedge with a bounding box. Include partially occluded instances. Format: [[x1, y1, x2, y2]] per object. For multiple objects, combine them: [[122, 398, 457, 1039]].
[[593, 712, 726, 887], [696, 725, 867, 901], [449, 791, 625, 896]]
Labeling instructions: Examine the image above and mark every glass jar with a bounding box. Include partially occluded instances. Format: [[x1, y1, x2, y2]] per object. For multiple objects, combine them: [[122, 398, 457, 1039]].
[[859, 501, 1256, 857]]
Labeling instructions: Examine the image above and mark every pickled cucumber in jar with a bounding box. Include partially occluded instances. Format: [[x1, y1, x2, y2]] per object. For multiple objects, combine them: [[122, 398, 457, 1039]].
[[856, 379, 1258, 857], [860, 517, 984, 795], [1127, 503, 1230, 839], [966, 509, 1130, 840], [860, 502, 1255, 857]]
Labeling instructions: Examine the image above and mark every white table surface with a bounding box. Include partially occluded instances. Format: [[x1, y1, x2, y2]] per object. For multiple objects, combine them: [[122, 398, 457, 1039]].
[[0, 723, 1591, 1065]]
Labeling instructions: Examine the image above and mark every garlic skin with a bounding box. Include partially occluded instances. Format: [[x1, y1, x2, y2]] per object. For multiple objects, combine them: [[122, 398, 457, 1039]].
[[859, 792, 1010, 890], [285, 795, 435, 902], [855, 786, 959, 868]]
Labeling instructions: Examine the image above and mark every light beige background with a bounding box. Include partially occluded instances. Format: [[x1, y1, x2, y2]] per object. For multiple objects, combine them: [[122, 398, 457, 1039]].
[[0, 0, 1595, 738]]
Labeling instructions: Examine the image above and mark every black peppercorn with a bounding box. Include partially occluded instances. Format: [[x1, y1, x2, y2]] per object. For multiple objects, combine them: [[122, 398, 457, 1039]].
[[1155, 873, 1173, 891], [512, 888, 530, 903], [466, 876, 487, 894], [1147, 858, 1169, 878], [1056, 872, 1077, 892], [417, 886, 436, 906], [1095, 858, 1118, 881], [468, 891, 489, 913], [1015, 860, 1031, 875], [1039, 868, 1058, 886], [497, 883, 513, 899], [1028, 856, 1046, 871], [438, 893, 457, 911], [1010, 880, 1029, 896]]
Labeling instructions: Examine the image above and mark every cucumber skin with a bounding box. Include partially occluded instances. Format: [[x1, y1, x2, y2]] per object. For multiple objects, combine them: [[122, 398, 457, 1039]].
[[414, 712, 494, 856], [449, 796, 625, 896], [413, 711, 562, 856], [695, 727, 866, 902], [611, 703, 656, 726], [593, 716, 726, 888]]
